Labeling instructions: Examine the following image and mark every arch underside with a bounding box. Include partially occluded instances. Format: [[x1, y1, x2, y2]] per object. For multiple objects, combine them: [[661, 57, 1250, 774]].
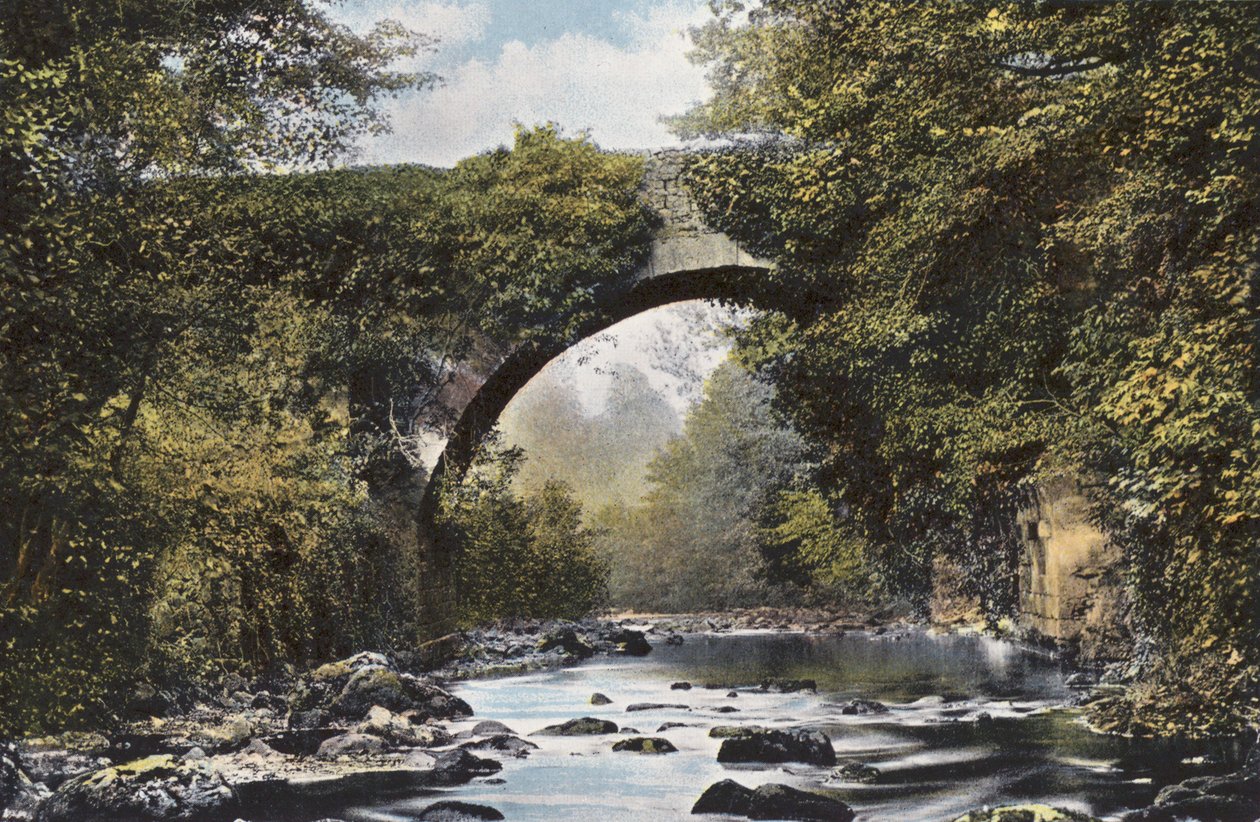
[[417, 263, 770, 523]]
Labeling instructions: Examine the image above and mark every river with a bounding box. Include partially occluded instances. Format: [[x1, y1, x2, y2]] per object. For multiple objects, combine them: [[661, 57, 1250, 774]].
[[324, 628, 1243, 821]]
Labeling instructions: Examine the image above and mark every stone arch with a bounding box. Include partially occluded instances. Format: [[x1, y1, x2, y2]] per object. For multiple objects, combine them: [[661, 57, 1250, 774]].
[[396, 149, 775, 637]]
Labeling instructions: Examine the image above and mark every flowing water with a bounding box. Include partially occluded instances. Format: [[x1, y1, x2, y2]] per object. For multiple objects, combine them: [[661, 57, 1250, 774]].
[[327, 629, 1245, 821]]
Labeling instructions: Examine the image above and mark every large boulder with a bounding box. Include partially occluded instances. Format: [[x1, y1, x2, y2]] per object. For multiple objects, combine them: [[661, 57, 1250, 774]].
[[536, 627, 596, 659], [316, 732, 385, 758], [838, 699, 888, 716], [1121, 769, 1260, 822], [15, 733, 111, 790], [186, 715, 253, 752], [691, 780, 854, 821], [417, 800, 505, 821], [38, 755, 236, 821], [747, 783, 855, 821], [0, 741, 47, 817], [290, 653, 471, 723], [607, 628, 652, 656], [716, 728, 835, 766], [533, 717, 619, 736], [470, 720, 515, 736], [611, 737, 677, 754], [429, 749, 502, 785], [355, 706, 451, 748], [331, 668, 471, 721], [691, 779, 752, 816], [459, 734, 538, 758]]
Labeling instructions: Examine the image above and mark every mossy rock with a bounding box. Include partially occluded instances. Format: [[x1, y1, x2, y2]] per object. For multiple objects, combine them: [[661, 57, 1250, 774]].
[[709, 724, 766, 738], [952, 805, 1101, 822], [611, 736, 678, 754], [40, 755, 236, 821], [533, 717, 618, 736]]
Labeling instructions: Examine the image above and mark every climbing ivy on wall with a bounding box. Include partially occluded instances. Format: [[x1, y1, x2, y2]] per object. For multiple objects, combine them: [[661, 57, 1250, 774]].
[[678, 0, 1259, 735]]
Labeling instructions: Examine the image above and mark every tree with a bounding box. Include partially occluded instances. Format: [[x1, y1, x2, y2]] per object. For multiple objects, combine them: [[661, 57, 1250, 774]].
[[678, 0, 1259, 735], [596, 358, 809, 611], [440, 440, 608, 624]]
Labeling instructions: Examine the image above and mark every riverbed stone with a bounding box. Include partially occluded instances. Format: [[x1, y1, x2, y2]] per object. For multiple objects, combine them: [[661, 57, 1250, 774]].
[[459, 734, 538, 758], [589, 693, 613, 705], [606, 628, 652, 656], [533, 717, 619, 736], [316, 732, 385, 758], [953, 806, 1099, 822], [716, 728, 836, 766], [760, 678, 817, 693], [470, 720, 515, 736], [430, 749, 502, 784], [709, 725, 767, 738], [611, 737, 678, 754], [692, 779, 753, 815], [39, 754, 236, 821], [691, 779, 854, 821], [187, 715, 253, 751], [536, 627, 596, 658], [331, 668, 472, 721], [839, 698, 889, 715], [671, 682, 693, 690], [746, 783, 854, 821], [626, 703, 689, 712], [417, 800, 506, 821], [831, 761, 881, 783]]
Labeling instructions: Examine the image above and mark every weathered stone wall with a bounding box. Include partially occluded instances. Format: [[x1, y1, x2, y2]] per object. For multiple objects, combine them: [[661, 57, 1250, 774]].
[[1015, 476, 1129, 661], [640, 148, 709, 237]]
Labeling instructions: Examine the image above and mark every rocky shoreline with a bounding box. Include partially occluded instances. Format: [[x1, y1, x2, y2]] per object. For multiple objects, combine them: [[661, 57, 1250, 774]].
[[2, 614, 1256, 821]]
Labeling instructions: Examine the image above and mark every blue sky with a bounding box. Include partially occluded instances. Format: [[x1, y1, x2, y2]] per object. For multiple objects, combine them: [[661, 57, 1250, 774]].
[[329, 0, 713, 166]]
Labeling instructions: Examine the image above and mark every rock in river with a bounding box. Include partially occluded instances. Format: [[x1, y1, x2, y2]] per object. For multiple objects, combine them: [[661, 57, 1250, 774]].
[[831, 761, 881, 783], [460, 734, 538, 758], [605, 628, 652, 656], [691, 779, 854, 821], [838, 698, 888, 715], [430, 749, 503, 785], [417, 800, 506, 821], [716, 728, 836, 767], [533, 717, 619, 736], [589, 693, 613, 706], [953, 806, 1100, 822], [536, 627, 596, 658], [611, 737, 677, 754], [760, 678, 817, 693]]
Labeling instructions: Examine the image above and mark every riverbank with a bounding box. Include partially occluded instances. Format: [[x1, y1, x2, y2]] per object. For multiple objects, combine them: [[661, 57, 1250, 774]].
[[2, 617, 1255, 821]]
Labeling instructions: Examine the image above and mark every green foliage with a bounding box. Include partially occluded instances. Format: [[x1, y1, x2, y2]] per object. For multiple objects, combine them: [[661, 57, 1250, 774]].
[[0, 0, 650, 734], [679, 1, 1259, 734], [440, 441, 609, 624]]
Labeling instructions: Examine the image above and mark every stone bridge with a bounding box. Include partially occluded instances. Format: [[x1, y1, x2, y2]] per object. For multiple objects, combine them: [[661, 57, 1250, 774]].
[[387, 149, 1120, 654], [390, 148, 774, 636]]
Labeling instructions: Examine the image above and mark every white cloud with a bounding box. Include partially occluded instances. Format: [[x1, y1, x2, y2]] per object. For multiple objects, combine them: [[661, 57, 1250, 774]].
[[359, 1, 711, 166], [377, 1, 490, 49]]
